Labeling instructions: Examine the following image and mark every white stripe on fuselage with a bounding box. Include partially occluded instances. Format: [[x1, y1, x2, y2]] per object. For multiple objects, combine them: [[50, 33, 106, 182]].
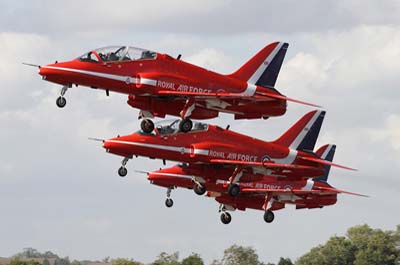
[[272, 149, 298, 164], [151, 172, 193, 180], [42, 66, 139, 84], [44, 66, 258, 97], [108, 139, 297, 166], [108, 139, 191, 153]]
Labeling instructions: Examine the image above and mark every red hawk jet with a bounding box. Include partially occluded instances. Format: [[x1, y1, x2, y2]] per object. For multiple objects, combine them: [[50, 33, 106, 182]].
[[30, 42, 318, 132], [146, 144, 366, 224], [100, 109, 357, 199]]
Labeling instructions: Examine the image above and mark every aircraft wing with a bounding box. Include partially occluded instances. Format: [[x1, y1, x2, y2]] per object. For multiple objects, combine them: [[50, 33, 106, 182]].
[[210, 158, 314, 170], [240, 188, 324, 195], [157, 90, 320, 107], [240, 187, 368, 197]]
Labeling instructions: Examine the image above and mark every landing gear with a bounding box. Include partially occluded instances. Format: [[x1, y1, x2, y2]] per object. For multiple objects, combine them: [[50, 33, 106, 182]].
[[140, 119, 154, 133], [263, 210, 274, 223], [179, 118, 193, 133], [220, 212, 232, 224], [165, 187, 174, 208], [227, 167, 243, 197], [165, 198, 174, 208], [194, 184, 206, 195], [118, 166, 128, 177], [56, 96, 66, 108], [56, 85, 68, 108], [228, 184, 240, 197], [118, 157, 130, 177]]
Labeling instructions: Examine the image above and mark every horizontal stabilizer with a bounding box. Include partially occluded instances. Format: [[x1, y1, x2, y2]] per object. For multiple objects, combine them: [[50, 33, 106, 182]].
[[316, 186, 369, 197], [256, 91, 321, 107], [300, 156, 357, 171]]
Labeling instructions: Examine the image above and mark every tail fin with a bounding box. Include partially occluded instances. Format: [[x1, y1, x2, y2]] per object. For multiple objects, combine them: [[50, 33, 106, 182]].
[[314, 144, 336, 182], [229, 42, 289, 88], [274, 110, 325, 152]]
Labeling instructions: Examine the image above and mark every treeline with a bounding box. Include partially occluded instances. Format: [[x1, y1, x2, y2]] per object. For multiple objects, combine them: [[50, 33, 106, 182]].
[[5, 224, 400, 265]]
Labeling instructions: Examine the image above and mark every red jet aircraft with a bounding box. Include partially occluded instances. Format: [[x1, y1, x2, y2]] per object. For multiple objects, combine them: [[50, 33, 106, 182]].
[[146, 144, 367, 224], [100, 110, 360, 219], [30, 42, 318, 133]]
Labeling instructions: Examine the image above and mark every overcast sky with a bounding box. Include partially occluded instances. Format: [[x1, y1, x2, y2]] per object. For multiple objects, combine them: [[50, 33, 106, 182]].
[[1, 0, 400, 264]]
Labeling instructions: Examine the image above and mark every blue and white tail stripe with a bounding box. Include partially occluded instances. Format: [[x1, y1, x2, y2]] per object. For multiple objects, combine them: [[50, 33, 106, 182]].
[[290, 110, 325, 151]]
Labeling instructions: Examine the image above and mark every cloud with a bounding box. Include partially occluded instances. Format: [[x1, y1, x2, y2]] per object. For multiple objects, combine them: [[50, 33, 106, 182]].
[[368, 114, 400, 153], [1, 2, 400, 264], [1, 0, 400, 37]]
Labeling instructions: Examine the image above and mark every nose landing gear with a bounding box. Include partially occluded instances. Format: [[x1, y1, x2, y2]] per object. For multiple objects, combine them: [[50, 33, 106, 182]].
[[118, 157, 130, 177], [165, 187, 174, 208], [56, 85, 69, 108]]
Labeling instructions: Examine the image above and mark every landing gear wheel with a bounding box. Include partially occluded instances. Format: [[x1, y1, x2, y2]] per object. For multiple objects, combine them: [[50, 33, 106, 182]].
[[228, 184, 240, 197], [56, 96, 66, 108], [263, 210, 274, 223], [118, 166, 128, 177], [141, 119, 154, 133], [165, 198, 174, 208], [194, 184, 206, 195], [179, 118, 193, 133], [220, 212, 232, 224]]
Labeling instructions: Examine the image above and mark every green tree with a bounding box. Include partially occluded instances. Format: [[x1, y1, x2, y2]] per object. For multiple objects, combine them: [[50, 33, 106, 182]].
[[277, 257, 293, 265], [181, 253, 204, 265], [209, 260, 221, 265], [297, 224, 400, 265], [111, 258, 141, 265], [54, 257, 70, 265], [70, 261, 82, 265], [353, 228, 398, 265], [8, 258, 42, 265], [43, 259, 50, 265], [152, 252, 180, 265], [43, 252, 59, 259], [221, 245, 263, 265]]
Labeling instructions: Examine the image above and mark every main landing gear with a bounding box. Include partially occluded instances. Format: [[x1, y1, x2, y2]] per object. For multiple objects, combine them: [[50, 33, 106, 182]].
[[118, 157, 130, 177], [56, 85, 69, 108], [165, 187, 174, 208], [262, 194, 275, 223], [219, 204, 233, 225], [140, 119, 155, 134], [228, 184, 240, 197], [193, 183, 206, 195], [263, 210, 275, 223], [227, 167, 243, 197], [220, 212, 232, 224], [140, 117, 193, 133], [179, 118, 193, 133]]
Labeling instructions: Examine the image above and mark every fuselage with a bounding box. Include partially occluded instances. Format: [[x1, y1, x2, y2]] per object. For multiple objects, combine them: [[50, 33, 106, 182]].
[[38, 46, 286, 119], [147, 164, 338, 212], [103, 120, 325, 178]]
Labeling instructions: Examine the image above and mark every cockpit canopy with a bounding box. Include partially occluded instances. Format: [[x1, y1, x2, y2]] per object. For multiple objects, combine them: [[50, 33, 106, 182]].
[[78, 46, 157, 63], [138, 119, 209, 136]]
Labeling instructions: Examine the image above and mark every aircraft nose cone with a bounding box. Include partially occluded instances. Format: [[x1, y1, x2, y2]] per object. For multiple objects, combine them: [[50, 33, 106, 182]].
[[102, 140, 111, 150], [38, 66, 48, 78]]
